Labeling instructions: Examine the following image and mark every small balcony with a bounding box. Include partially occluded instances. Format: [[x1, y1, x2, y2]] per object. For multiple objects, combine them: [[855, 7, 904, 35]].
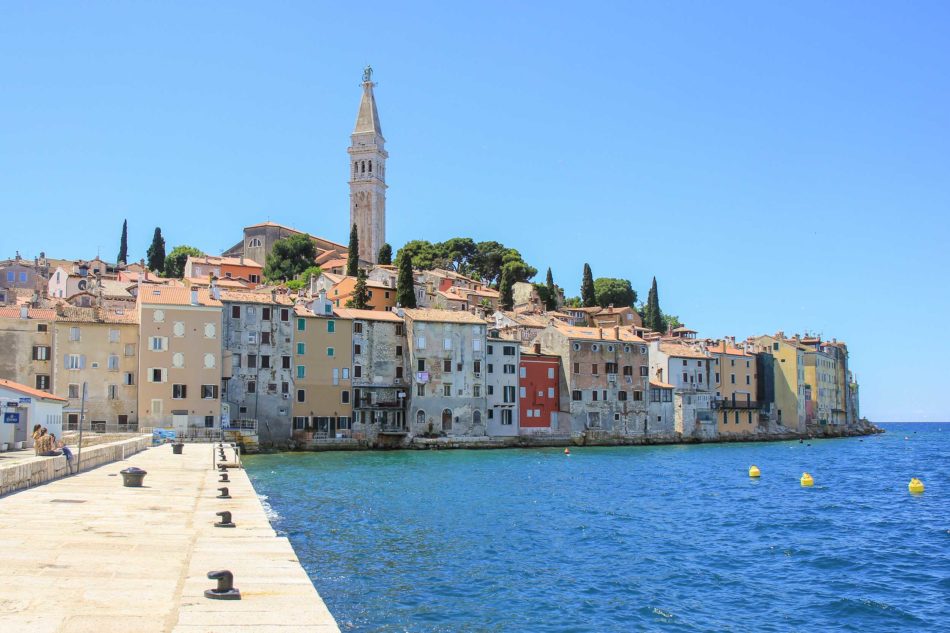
[[713, 398, 759, 410]]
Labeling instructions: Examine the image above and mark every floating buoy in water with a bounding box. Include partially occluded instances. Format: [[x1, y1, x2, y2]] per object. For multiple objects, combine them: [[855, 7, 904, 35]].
[[908, 478, 925, 494], [801, 472, 814, 487], [749, 465, 761, 478], [564, 448, 570, 455]]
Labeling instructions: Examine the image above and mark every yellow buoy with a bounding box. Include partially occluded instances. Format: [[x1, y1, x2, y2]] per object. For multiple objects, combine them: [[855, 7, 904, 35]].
[[800, 472, 814, 487], [908, 478, 925, 494], [748, 465, 761, 478]]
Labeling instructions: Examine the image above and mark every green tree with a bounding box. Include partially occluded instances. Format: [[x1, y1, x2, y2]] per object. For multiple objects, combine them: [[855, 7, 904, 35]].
[[346, 269, 370, 309], [440, 237, 478, 273], [544, 267, 558, 311], [263, 234, 318, 282], [396, 251, 417, 308], [377, 243, 393, 265], [499, 266, 515, 310], [563, 296, 582, 308], [346, 223, 360, 276], [396, 240, 440, 271], [163, 245, 204, 279], [146, 227, 166, 272], [299, 265, 322, 285], [643, 276, 665, 332], [664, 314, 682, 331], [580, 263, 596, 307], [471, 241, 507, 285], [117, 219, 128, 265], [593, 277, 636, 308]]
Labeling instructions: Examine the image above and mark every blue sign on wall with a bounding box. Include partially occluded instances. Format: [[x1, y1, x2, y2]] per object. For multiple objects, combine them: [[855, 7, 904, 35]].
[[3, 412, 20, 424]]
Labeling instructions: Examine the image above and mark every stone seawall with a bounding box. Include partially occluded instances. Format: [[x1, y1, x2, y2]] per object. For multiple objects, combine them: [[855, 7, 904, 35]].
[[0, 434, 151, 496]]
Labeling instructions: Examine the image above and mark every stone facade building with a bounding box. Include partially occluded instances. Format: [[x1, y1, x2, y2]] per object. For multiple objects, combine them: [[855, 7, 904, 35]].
[[649, 339, 715, 439], [536, 323, 650, 436], [335, 308, 408, 442], [220, 290, 295, 446], [0, 307, 56, 393], [404, 309, 488, 437], [349, 67, 387, 263]]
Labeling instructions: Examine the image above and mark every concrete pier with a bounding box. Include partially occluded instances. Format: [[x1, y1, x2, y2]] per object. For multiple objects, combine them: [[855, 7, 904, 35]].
[[0, 443, 339, 632]]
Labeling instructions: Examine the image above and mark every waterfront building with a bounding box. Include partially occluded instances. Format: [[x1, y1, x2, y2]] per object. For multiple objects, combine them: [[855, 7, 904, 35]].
[[536, 323, 649, 436], [316, 272, 397, 311], [403, 308, 488, 437], [706, 340, 759, 437], [0, 306, 56, 393], [291, 301, 353, 438], [589, 306, 643, 329], [183, 255, 263, 287], [52, 305, 139, 432], [349, 66, 387, 263], [800, 336, 837, 430], [137, 287, 223, 433], [752, 333, 806, 432], [647, 381, 676, 436], [334, 307, 409, 443], [517, 349, 561, 436], [648, 339, 716, 439], [0, 378, 66, 450], [220, 290, 296, 446], [485, 335, 520, 437]]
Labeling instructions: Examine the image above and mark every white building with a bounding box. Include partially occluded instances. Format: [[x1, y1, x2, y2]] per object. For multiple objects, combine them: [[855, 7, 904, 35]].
[[0, 378, 66, 451], [485, 336, 519, 437]]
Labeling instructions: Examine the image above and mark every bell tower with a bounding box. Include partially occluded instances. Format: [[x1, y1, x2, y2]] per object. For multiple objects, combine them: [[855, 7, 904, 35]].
[[348, 65, 387, 264]]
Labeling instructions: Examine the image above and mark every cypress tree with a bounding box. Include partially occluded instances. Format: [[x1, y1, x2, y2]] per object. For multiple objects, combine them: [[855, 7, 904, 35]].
[[347, 269, 370, 309], [346, 224, 360, 277], [499, 266, 514, 311], [377, 243, 393, 265], [580, 263, 596, 307], [117, 219, 128, 265], [544, 267, 557, 311], [146, 227, 166, 272], [396, 251, 417, 308], [644, 276, 664, 332]]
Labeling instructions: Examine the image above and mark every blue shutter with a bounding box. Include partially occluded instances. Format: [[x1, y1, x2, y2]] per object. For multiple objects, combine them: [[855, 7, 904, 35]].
[[79, 355, 86, 369]]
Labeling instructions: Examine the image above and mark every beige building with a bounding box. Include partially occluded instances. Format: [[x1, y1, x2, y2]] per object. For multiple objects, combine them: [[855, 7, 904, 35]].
[[52, 305, 139, 431], [291, 302, 354, 438], [137, 287, 223, 433], [0, 306, 56, 393], [707, 340, 758, 437]]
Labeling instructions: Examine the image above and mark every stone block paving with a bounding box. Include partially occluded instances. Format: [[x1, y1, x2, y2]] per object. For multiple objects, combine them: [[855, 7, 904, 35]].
[[0, 443, 339, 632]]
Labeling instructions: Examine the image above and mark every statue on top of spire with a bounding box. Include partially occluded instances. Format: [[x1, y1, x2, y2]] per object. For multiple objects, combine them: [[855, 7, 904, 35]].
[[362, 65, 373, 83]]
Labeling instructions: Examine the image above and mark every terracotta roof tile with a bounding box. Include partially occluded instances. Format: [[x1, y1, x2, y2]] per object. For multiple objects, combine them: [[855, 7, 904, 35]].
[[0, 307, 56, 320], [551, 322, 645, 342], [333, 308, 404, 322], [138, 287, 221, 307], [403, 308, 487, 325], [0, 378, 68, 402]]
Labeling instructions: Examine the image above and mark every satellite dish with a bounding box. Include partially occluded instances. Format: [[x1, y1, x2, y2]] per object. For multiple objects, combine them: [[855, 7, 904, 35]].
[[78, 280, 87, 290]]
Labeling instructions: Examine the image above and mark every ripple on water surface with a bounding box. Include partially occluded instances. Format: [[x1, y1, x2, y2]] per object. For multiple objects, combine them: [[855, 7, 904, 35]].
[[246, 423, 950, 633]]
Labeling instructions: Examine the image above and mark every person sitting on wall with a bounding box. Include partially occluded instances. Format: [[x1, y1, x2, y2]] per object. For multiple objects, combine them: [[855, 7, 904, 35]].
[[37, 428, 61, 457], [32, 424, 42, 455]]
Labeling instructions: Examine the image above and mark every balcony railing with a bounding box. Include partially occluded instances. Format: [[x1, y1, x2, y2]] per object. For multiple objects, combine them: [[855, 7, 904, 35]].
[[713, 399, 759, 410]]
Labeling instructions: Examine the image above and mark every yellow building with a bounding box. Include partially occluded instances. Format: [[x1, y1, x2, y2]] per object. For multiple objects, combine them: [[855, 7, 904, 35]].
[[753, 334, 806, 432], [801, 336, 836, 429], [291, 304, 353, 437], [137, 287, 223, 433], [52, 305, 139, 431], [708, 341, 757, 436]]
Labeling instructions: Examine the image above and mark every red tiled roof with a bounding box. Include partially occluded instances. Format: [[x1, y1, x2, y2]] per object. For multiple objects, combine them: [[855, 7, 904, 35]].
[[0, 378, 68, 402]]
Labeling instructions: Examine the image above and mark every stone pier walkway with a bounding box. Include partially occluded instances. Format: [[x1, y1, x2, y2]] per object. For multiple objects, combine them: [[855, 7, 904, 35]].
[[0, 443, 339, 633]]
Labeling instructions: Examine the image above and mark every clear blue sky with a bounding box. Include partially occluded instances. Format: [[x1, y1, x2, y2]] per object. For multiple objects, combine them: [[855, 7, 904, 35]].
[[2, 2, 948, 421]]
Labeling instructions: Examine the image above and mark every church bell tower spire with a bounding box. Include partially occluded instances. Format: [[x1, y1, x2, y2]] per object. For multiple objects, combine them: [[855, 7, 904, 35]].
[[348, 65, 387, 264]]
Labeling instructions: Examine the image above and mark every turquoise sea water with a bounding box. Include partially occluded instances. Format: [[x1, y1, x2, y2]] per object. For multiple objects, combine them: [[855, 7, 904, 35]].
[[244, 423, 950, 632]]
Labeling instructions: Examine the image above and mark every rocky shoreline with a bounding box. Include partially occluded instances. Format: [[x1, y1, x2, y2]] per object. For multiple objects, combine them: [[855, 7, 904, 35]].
[[248, 419, 884, 453]]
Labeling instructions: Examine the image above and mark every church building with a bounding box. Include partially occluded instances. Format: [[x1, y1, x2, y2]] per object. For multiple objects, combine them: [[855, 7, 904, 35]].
[[348, 66, 387, 264]]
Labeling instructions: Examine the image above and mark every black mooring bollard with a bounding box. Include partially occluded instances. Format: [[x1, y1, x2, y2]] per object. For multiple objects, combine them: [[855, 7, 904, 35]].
[[205, 570, 241, 600], [215, 511, 236, 528], [219, 473, 229, 482], [217, 487, 231, 499], [172, 442, 184, 455]]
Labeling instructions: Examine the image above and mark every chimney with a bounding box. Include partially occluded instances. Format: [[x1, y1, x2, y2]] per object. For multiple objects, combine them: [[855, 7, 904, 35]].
[[19, 305, 28, 319], [211, 278, 221, 301], [614, 325, 620, 340], [533, 342, 541, 354], [598, 327, 603, 339], [190, 289, 199, 306]]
